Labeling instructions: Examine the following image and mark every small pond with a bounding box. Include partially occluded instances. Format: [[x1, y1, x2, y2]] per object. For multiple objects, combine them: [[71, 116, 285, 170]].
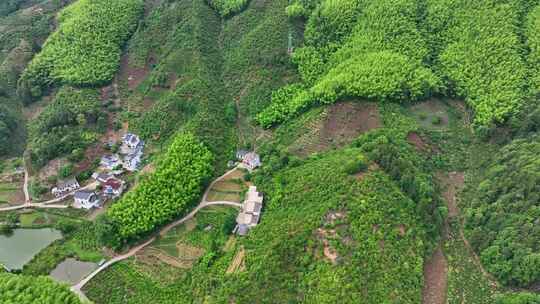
[[50, 258, 98, 285], [0, 228, 62, 270]]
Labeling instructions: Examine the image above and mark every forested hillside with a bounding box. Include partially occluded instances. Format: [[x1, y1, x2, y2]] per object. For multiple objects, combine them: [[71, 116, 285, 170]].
[[0, 0, 72, 156], [1, 0, 540, 303]]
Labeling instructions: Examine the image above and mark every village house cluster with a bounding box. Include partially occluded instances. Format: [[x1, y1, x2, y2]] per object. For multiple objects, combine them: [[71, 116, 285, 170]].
[[101, 133, 144, 172], [50, 133, 143, 210]]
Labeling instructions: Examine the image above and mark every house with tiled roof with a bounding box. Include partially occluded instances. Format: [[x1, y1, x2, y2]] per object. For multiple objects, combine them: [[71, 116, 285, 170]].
[[74, 191, 100, 209], [235, 186, 264, 236], [51, 178, 80, 198]]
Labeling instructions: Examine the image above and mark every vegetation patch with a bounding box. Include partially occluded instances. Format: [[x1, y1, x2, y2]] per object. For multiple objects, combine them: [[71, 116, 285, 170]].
[[257, 0, 439, 127], [207, 0, 249, 17], [445, 221, 496, 304], [108, 133, 214, 243], [0, 272, 81, 304], [27, 86, 105, 168], [18, 0, 144, 100], [463, 135, 540, 287]]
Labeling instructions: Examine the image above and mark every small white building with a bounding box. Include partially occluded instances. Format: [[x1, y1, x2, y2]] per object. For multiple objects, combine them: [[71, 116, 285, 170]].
[[235, 186, 264, 236], [73, 191, 100, 209], [123, 149, 142, 172], [100, 154, 121, 170], [237, 150, 261, 171], [120, 133, 144, 172], [51, 178, 80, 198], [122, 133, 142, 150]]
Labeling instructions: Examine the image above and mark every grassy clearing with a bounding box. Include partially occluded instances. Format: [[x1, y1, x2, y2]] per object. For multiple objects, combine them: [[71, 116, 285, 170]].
[[408, 99, 451, 131]]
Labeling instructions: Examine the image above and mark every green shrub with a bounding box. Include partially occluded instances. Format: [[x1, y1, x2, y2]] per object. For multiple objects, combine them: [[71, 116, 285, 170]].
[[286, 2, 306, 18], [0, 272, 81, 303], [207, 0, 249, 17], [432, 116, 442, 125], [58, 164, 74, 178]]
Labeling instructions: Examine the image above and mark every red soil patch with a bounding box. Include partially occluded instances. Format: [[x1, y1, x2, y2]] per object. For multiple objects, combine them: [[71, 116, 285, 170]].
[[322, 102, 381, 146], [407, 132, 429, 151], [76, 143, 105, 174], [422, 246, 448, 304], [290, 102, 382, 157], [436, 172, 464, 218], [118, 54, 150, 90], [397, 224, 407, 236]]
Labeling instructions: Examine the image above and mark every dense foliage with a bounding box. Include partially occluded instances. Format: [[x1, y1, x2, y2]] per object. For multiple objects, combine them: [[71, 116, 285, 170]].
[[207, 0, 249, 17], [257, 0, 439, 127], [27, 87, 103, 167], [526, 5, 540, 95], [260, 0, 537, 127], [0, 105, 19, 155], [0, 272, 81, 304], [217, 150, 432, 303], [18, 0, 143, 100], [428, 0, 529, 125], [464, 135, 540, 287], [108, 133, 213, 241]]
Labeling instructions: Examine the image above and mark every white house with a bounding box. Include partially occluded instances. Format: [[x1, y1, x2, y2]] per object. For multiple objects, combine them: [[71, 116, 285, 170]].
[[122, 133, 142, 150], [100, 154, 121, 170], [51, 178, 80, 198], [123, 149, 142, 172], [235, 186, 264, 236], [73, 191, 100, 209], [92, 172, 114, 184], [119, 133, 144, 171], [237, 151, 261, 171]]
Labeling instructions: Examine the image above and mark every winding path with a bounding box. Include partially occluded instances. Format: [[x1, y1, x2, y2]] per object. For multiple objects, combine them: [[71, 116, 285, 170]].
[[0, 182, 98, 212], [70, 167, 243, 298], [23, 166, 30, 203]]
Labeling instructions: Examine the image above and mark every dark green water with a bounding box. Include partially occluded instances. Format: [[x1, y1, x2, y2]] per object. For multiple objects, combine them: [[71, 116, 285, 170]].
[[0, 228, 62, 270]]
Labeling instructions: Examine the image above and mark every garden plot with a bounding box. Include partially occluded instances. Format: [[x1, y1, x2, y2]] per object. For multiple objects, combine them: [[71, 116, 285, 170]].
[[138, 206, 237, 271], [206, 172, 248, 203], [288, 102, 381, 156], [0, 182, 24, 205]]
